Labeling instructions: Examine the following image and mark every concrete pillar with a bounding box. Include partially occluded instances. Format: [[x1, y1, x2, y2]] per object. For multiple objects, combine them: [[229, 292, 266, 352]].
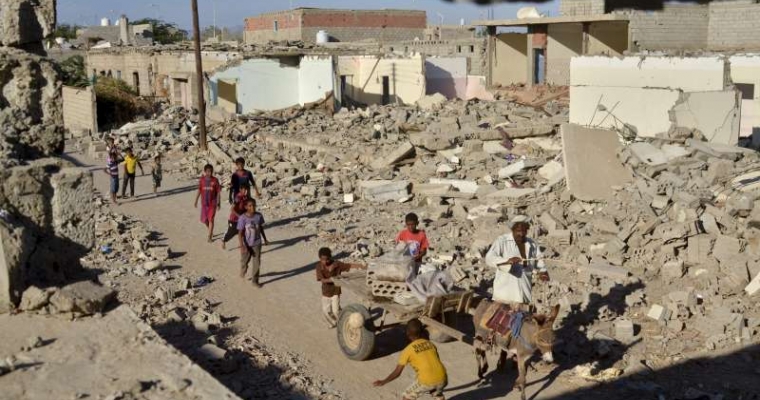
[[485, 26, 496, 87], [119, 15, 130, 45]]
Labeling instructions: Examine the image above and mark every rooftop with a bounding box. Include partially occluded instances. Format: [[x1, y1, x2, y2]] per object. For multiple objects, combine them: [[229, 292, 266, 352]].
[[473, 14, 629, 27]]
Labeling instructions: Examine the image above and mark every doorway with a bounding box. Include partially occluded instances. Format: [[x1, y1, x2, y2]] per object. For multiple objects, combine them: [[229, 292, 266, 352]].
[[381, 76, 390, 105], [533, 49, 545, 85], [132, 72, 140, 95]]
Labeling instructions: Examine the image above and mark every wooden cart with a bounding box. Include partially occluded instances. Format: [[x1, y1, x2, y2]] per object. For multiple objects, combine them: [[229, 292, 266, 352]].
[[332, 270, 476, 361]]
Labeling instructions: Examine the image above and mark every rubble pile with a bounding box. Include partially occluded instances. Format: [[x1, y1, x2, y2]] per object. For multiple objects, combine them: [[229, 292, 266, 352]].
[[75, 92, 760, 393]]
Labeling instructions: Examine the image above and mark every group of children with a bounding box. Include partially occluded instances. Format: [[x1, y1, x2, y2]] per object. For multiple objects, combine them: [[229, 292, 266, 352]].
[[104, 140, 447, 398], [104, 137, 163, 205]]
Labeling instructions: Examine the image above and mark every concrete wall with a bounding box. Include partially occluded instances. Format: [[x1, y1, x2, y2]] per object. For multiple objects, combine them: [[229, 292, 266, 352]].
[[547, 23, 583, 85], [400, 39, 487, 76], [570, 56, 729, 139], [587, 21, 628, 56], [708, 0, 760, 51], [337, 55, 425, 105], [730, 54, 760, 138], [492, 33, 528, 86], [628, 4, 709, 51], [210, 56, 335, 113], [425, 57, 467, 99], [244, 9, 426, 44], [560, 0, 606, 16], [62, 86, 98, 136], [670, 90, 741, 145]]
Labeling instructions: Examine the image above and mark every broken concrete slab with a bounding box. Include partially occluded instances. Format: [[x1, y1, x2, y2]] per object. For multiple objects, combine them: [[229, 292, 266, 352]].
[[669, 90, 741, 145], [482, 141, 510, 154], [583, 262, 629, 280], [497, 159, 542, 179], [747, 272, 760, 296], [416, 93, 447, 111], [496, 123, 555, 138], [359, 180, 410, 202], [371, 141, 415, 169], [561, 124, 632, 201], [538, 160, 564, 181], [687, 139, 754, 159], [486, 187, 536, 199], [410, 133, 452, 151], [647, 304, 672, 322], [713, 235, 743, 263], [661, 144, 691, 161]]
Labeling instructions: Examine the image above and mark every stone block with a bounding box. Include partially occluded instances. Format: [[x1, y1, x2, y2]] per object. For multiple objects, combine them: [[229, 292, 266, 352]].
[[686, 235, 713, 265], [18, 285, 50, 311], [647, 304, 672, 322], [0, 0, 56, 47], [483, 141, 509, 154], [629, 142, 669, 166], [429, 178, 478, 194], [300, 185, 317, 197], [50, 168, 95, 250], [49, 281, 115, 315], [614, 318, 635, 341], [343, 193, 355, 204], [410, 133, 451, 151], [561, 124, 632, 201]]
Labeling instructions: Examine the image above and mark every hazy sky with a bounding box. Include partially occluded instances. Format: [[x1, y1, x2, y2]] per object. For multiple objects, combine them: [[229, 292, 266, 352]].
[[58, 0, 560, 29]]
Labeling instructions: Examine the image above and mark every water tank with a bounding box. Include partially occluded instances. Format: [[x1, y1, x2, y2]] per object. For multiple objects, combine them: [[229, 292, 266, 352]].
[[101, 17, 111, 26], [316, 30, 329, 44]]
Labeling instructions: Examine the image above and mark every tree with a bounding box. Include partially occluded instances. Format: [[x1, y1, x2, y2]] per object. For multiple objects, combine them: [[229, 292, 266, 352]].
[[132, 18, 188, 44], [59, 55, 90, 88], [54, 23, 81, 40]]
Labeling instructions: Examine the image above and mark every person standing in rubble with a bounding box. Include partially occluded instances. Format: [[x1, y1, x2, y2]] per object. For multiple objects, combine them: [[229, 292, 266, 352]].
[[229, 157, 261, 203], [485, 215, 549, 306]]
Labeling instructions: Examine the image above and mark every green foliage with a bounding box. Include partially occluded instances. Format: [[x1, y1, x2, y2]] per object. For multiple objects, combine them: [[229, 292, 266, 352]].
[[95, 77, 153, 130], [54, 23, 80, 40], [133, 18, 188, 44], [59, 55, 90, 88]]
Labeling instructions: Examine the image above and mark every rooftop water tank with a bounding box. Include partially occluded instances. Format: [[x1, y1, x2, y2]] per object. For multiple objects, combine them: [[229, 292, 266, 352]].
[[101, 17, 111, 26], [316, 30, 329, 44]]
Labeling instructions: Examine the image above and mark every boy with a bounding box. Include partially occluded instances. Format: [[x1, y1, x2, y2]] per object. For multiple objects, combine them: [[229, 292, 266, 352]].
[[237, 198, 269, 287], [121, 147, 144, 199], [396, 213, 430, 278], [315, 247, 366, 328], [194, 164, 222, 243], [229, 157, 261, 203], [222, 183, 251, 250], [374, 319, 448, 400], [104, 151, 120, 205], [151, 154, 163, 195]]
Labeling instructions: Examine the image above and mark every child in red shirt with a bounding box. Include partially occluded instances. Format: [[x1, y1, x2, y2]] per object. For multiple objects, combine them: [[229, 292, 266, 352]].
[[194, 164, 221, 243], [396, 213, 429, 278]]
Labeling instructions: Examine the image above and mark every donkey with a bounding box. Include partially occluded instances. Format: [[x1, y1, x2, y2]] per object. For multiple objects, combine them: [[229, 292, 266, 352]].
[[472, 300, 560, 400]]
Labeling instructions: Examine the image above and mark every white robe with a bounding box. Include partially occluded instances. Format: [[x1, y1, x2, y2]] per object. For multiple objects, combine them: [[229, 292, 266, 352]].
[[485, 233, 545, 304]]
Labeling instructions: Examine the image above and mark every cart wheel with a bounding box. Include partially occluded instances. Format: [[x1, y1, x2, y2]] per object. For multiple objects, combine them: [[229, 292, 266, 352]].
[[428, 311, 457, 343], [337, 304, 376, 361]]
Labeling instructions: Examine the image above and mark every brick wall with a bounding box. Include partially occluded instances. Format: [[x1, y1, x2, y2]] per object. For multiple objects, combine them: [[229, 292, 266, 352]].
[[244, 9, 426, 44], [708, 0, 760, 51], [628, 3, 709, 51], [62, 86, 97, 136], [560, 0, 606, 16]]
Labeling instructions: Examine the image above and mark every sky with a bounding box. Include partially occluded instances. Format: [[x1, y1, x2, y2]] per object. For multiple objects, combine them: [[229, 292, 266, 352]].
[[57, 0, 560, 30]]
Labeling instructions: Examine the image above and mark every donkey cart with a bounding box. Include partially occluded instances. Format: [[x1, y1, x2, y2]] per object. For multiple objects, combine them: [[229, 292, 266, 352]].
[[332, 270, 476, 361]]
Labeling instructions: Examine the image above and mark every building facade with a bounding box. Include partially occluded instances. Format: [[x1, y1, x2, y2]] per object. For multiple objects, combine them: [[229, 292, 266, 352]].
[[244, 8, 426, 44]]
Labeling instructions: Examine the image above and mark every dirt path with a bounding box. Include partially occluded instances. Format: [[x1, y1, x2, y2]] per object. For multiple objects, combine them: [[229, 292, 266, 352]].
[[72, 150, 578, 400]]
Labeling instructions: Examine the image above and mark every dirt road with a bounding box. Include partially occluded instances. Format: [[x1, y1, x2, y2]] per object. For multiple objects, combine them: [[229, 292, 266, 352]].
[[73, 150, 578, 400]]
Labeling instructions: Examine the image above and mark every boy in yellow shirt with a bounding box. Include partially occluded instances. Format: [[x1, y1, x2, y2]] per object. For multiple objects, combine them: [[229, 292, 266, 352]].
[[374, 319, 448, 400], [121, 147, 144, 198]]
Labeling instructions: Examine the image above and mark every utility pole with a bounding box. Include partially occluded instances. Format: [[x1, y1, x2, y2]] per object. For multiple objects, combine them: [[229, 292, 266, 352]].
[[191, 0, 207, 150]]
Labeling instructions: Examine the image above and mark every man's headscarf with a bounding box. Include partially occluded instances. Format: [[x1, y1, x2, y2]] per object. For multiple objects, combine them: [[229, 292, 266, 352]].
[[509, 215, 531, 229]]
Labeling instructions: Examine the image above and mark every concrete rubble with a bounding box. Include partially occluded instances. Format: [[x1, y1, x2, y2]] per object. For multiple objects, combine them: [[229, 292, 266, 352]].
[[67, 89, 760, 394]]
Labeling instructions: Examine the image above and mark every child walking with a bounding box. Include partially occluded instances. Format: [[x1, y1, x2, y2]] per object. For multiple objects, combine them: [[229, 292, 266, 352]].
[[237, 198, 269, 287], [105, 151, 120, 205], [151, 154, 163, 195], [315, 247, 366, 328], [194, 164, 221, 242], [222, 183, 251, 250], [121, 147, 144, 199], [374, 319, 448, 400]]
